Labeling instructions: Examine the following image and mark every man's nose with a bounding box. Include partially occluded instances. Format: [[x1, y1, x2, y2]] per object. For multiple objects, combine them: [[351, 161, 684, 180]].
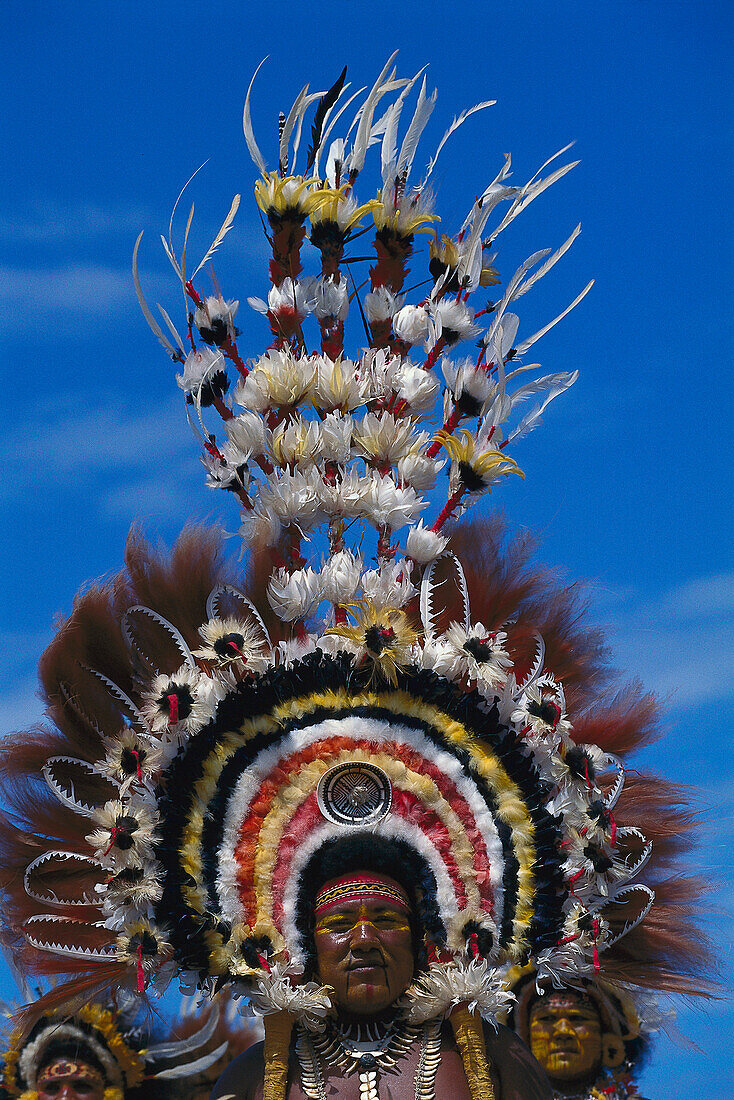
[[350, 917, 381, 947], [553, 1015, 575, 1037]]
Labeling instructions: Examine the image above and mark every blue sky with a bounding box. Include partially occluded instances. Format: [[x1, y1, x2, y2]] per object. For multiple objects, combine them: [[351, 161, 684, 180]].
[[1, 1, 732, 1093]]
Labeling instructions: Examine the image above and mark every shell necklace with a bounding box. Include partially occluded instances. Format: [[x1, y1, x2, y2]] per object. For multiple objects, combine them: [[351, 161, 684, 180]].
[[296, 1017, 442, 1100]]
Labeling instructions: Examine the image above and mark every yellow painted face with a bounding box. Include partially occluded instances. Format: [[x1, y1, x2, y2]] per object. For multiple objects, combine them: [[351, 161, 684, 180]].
[[314, 888, 414, 1017], [528, 991, 603, 1082]]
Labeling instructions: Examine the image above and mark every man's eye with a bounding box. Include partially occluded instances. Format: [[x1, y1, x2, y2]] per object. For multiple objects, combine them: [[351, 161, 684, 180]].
[[325, 918, 353, 931]]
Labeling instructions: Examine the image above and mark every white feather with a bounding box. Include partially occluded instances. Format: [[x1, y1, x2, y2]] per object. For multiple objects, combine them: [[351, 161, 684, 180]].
[[396, 74, 436, 182], [291, 89, 327, 172], [380, 68, 425, 182], [421, 99, 496, 189], [458, 153, 513, 237], [350, 51, 399, 175], [243, 58, 269, 175], [192, 194, 241, 280], [512, 224, 582, 300], [512, 281, 594, 356], [504, 371, 579, 444], [153, 1041, 230, 1079], [490, 159, 580, 244], [132, 233, 178, 357], [278, 83, 310, 172], [147, 1004, 220, 1057], [156, 304, 185, 353]]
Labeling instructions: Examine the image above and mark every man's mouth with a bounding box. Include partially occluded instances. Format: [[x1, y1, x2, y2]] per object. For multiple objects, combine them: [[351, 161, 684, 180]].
[[347, 958, 385, 974]]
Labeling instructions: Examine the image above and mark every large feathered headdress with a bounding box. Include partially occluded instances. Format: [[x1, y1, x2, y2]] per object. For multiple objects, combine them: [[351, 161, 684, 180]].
[[0, 56, 707, 1100]]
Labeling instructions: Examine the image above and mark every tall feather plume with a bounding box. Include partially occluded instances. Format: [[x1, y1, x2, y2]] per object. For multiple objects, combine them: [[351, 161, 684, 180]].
[[420, 98, 496, 189], [132, 234, 181, 359], [242, 57, 269, 175], [191, 194, 241, 280], [396, 75, 437, 183], [305, 66, 347, 172], [278, 83, 311, 175]]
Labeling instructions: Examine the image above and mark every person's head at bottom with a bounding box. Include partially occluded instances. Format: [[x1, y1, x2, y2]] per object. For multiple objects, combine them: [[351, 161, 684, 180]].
[[36, 1047, 107, 1100], [528, 989, 605, 1084]]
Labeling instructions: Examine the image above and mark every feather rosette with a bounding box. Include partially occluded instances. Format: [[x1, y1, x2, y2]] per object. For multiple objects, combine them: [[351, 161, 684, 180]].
[[402, 959, 515, 1024], [245, 964, 334, 1032]]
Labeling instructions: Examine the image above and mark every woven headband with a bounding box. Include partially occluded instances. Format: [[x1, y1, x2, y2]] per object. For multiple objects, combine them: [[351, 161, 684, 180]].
[[315, 873, 411, 916]]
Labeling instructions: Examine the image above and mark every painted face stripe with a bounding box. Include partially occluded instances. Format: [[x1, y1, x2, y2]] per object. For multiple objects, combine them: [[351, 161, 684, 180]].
[[280, 814, 462, 970]]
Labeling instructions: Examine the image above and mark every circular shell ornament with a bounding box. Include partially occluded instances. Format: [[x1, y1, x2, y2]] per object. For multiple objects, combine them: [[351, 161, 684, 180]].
[[317, 762, 393, 826]]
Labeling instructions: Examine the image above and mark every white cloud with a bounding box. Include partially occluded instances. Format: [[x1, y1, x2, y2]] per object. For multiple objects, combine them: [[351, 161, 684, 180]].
[[604, 571, 734, 706], [0, 201, 155, 244], [657, 571, 734, 620], [101, 472, 211, 520], [1, 394, 188, 480], [0, 392, 215, 531], [0, 263, 131, 313]]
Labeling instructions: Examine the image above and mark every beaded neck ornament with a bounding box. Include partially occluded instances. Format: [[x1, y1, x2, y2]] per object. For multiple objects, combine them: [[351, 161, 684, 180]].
[[0, 55, 707, 1100]]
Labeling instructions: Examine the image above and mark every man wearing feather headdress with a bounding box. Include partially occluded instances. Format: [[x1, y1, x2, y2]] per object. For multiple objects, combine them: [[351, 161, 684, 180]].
[[502, 968, 652, 1100], [0, 997, 233, 1100], [0, 55, 710, 1100], [211, 840, 551, 1099], [0, 1003, 148, 1100]]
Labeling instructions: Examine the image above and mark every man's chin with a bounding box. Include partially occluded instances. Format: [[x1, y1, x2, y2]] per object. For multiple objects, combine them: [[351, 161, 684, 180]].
[[545, 1050, 592, 1079], [338, 975, 395, 1015]]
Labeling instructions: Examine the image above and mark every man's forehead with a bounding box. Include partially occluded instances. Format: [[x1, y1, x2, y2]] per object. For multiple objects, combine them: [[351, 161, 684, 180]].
[[323, 897, 406, 915], [532, 992, 599, 1019]]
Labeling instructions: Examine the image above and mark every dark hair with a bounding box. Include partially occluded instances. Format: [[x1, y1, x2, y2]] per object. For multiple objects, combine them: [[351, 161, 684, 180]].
[[296, 834, 445, 976]]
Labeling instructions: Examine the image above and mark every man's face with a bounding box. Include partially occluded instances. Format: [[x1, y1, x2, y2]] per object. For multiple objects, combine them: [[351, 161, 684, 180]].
[[314, 874, 415, 1017], [528, 991, 603, 1081], [37, 1058, 106, 1100]]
